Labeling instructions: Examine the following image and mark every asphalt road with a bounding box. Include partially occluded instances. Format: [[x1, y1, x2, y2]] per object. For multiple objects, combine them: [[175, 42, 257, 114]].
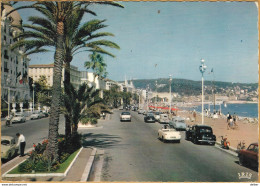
[[79, 109, 258, 182], [1, 115, 65, 154]]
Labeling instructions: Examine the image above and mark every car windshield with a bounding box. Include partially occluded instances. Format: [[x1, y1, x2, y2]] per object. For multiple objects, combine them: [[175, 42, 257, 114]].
[[1, 140, 10, 145], [121, 112, 130, 115], [199, 128, 212, 133]]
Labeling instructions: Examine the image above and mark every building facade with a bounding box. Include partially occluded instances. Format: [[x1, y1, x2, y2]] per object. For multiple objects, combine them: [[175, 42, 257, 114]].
[[29, 64, 82, 89], [1, 5, 30, 101]]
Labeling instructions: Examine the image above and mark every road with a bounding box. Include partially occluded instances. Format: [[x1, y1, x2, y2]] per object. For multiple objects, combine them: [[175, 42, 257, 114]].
[[80, 110, 258, 182], [1, 115, 65, 154]]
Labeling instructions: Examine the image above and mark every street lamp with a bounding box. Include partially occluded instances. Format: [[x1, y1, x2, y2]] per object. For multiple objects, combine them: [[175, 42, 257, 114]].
[[32, 83, 35, 112], [155, 80, 158, 109], [169, 75, 172, 114], [199, 59, 207, 124]]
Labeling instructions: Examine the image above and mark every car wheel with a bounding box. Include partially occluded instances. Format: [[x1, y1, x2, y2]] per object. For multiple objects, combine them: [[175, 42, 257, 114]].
[[177, 140, 181, 143], [210, 142, 215, 146], [162, 136, 166, 143], [239, 155, 245, 166]]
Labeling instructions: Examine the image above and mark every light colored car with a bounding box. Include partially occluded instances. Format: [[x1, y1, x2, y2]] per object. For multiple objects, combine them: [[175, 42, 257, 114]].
[[1, 136, 18, 160], [169, 116, 187, 131], [138, 109, 145, 114], [30, 112, 40, 120], [158, 128, 181, 143], [154, 112, 162, 121], [158, 114, 170, 124], [38, 112, 45, 118], [12, 113, 26, 123], [120, 112, 131, 122]]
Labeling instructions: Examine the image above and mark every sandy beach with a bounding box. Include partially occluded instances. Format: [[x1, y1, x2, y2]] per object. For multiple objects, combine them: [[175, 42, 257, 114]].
[[177, 110, 258, 149]]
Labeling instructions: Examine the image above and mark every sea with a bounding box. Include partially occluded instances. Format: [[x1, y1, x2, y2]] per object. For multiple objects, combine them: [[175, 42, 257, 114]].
[[185, 103, 258, 118]]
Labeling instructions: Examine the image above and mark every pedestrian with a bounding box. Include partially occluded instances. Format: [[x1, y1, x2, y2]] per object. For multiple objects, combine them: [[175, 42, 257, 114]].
[[193, 110, 197, 121], [227, 112, 231, 122], [233, 112, 237, 126], [16, 133, 26, 157]]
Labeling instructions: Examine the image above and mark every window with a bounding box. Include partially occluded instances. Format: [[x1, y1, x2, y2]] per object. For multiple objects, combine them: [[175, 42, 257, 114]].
[[4, 50, 8, 59], [4, 35, 6, 41]]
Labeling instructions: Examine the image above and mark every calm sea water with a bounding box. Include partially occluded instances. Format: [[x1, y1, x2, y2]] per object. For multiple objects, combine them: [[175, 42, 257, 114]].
[[186, 103, 258, 118]]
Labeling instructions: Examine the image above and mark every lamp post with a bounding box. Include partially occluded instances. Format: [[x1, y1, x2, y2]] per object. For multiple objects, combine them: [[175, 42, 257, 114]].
[[169, 75, 172, 114], [155, 80, 158, 109], [199, 59, 207, 125], [32, 83, 35, 112]]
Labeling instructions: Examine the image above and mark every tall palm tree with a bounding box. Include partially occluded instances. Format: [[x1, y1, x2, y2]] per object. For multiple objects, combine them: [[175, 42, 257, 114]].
[[11, 2, 122, 139], [85, 51, 108, 79], [7, 1, 123, 159]]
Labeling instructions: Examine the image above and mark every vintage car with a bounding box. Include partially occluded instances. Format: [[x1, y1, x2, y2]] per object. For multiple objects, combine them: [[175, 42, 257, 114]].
[[154, 112, 162, 121], [144, 113, 156, 123], [138, 109, 145, 114], [120, 112, 131, 122], [38, 112, 46, 118], [11, 113, 26, 123], [158, 114, 170, 124], [188, 125, 216, 145], [238, 143, 258, 169], [158, 128, 181, 143], [169, 116, 187, 131], [1, 136, 18, 160], [30, 112, 40, 120]]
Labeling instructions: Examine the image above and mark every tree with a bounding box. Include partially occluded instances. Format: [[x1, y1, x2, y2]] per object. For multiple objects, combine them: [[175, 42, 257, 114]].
[[85, 51, 108, 79], [63, 83, 108, 134], [11, 2, 123, 139]]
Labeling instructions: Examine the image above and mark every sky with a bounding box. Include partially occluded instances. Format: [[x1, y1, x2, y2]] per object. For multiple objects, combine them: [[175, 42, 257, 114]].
[[17, 1, 258, 83]]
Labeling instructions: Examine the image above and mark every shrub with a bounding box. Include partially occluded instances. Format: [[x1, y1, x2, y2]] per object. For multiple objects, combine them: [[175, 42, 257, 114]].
[[80, 117, 90, 125], [90, 118, 97, 124]]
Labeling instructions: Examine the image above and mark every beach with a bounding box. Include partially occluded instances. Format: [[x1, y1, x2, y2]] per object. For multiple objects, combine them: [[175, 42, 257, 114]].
[[177, 110, 258, 149]]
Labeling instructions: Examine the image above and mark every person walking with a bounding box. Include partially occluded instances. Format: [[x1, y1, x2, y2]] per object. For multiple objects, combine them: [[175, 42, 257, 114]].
[[233, 113, 237, 126], [16, 133, 26, 157]]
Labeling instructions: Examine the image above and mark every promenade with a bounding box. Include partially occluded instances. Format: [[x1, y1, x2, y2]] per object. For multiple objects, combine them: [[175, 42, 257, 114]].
[[178, 110, 258, 149]]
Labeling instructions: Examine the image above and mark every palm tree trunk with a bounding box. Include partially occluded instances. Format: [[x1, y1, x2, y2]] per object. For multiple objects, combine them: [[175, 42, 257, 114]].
[[46, 21, 64, 160], [64, 60, 72, 139]]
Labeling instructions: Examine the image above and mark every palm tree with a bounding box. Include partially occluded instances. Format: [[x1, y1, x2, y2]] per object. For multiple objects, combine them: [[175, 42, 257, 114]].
[[63, 83, 108, 135], [7, 1, 123, 160], [11, 3, 122, 139], [85, 51, 108, 79]]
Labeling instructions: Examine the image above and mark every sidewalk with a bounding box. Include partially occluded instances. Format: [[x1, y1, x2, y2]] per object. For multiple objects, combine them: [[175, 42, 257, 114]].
[[1, 147, 96, 182]]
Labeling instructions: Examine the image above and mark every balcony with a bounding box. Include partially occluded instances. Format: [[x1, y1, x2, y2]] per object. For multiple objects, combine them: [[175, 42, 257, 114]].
[[4, 55, 9, 60], [4, 68, 9, 73]]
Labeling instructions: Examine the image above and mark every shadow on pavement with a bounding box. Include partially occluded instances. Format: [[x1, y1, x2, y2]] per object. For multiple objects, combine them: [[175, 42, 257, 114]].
[[234, 161, 258, 172], [82, 133, 121, 149]]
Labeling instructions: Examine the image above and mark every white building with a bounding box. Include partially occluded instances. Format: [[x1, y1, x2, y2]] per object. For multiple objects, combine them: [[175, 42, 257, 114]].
[[29, 64, 82, 89], [1, 5, 30, 101], [80, 71, 106, 90]]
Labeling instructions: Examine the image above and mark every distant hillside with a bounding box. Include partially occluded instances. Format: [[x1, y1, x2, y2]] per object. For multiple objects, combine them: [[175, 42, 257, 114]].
[[130, 78, 258, 96]]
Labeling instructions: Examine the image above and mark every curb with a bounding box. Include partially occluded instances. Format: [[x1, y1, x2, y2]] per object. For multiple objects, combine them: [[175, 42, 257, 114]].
[[215, 141, 238, 157], [80, 147, 97, 182]]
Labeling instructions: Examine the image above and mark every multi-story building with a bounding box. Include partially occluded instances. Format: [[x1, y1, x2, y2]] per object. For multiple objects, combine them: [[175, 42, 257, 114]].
[[80, 71, 106, 90], [1, 5, 30, 101], [29, 64, 82, 89]]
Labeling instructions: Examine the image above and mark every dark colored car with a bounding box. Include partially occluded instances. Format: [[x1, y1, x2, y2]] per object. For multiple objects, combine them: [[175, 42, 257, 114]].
[[238, 143, 258, 169], [186, 125, 216, 145], [144, 114, 156, 123]]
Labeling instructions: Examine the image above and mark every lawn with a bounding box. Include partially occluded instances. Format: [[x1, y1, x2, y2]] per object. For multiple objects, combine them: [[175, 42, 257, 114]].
[[8, 148, 81, 174]]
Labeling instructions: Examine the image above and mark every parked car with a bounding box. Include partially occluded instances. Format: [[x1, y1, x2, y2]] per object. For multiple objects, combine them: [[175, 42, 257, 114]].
[[169, 116, 187, 131], [11, 113, 26, 123], [185, 126, 193, 140], [144, 113, 156, 123], [188, 125, 216, 145], [42, 112, 49, 117], [30, 112, 40, 120], [238, 143, 258, 169], [158, 128, 181, 143], [154, 112, 162, 121], [158, 114, 170, 124], [1, 136, 18, 160], [38, 112, 45, 118], [138, 109, 145, 114], [120, 112, 131, 122]]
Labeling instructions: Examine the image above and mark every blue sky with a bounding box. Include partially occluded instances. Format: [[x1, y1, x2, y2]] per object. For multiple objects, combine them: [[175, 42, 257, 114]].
[[17, 1, 258, 83]]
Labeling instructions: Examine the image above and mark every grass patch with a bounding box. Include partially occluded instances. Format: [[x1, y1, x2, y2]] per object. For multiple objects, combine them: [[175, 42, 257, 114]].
[[8, 148, 81, 174]]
